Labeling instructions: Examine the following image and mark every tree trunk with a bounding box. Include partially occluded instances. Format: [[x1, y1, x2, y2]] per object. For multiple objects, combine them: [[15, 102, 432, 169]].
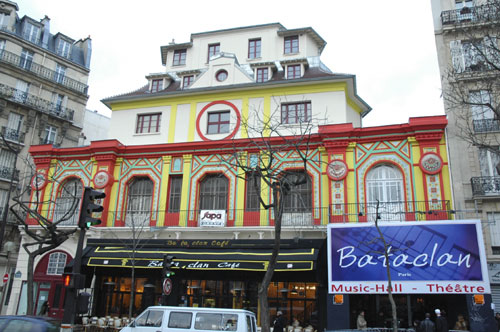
[[259, 188, 283, 332], [374, 207, 398, 332], [129, 245, 136, 318], [27, 252, 34, 315]]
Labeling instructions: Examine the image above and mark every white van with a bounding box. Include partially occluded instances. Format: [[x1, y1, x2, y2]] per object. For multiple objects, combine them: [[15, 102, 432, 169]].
[[120, 306, 258, 332]]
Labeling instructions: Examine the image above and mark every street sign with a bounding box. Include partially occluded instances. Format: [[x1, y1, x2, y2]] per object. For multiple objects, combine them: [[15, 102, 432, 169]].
[[163, 278, 172, 295], [3, 273, 8, 283]]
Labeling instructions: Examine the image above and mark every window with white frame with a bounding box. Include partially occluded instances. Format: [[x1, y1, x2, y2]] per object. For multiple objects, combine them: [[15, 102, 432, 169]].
[[450, 37, 499, 73], [14, 80, 29, 103], [53, 179, 83, 225], [286, 64, 301, 79], [57, 39, 71, 58], [44, 125, 57, 144], [489, 212, 500, 250], [6, 112, 23, 142], [0, 39, 5, 54], [0, 12, 9, 29], [470, 90, 494, 120], [366, 164, 404, 221], [47, 252, 67, 275], [0, 149, 16, 171], [54, 64, 66, 84], [126, 177, 153, 226], [19, 49, 33, 70], [22, 22, 40, 43], [0, 189, 7, 217], [52, 93, 65, 113], [479, 147, 500, 177]]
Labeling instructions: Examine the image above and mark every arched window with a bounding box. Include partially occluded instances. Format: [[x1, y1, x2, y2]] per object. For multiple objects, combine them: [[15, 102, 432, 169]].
[[283, 171, 312, 213], [366, 164, 404, 221], [199, 174, 228, 210], [54, 178, 82, 225], [46, 252, 67, 275], [126, 177, 153, 226]]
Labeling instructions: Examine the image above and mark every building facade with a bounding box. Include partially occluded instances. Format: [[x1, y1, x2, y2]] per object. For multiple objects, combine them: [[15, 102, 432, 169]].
[[0, 0, 92, 316], [14, 23, 455, 329], [430, 0, 500, 312]]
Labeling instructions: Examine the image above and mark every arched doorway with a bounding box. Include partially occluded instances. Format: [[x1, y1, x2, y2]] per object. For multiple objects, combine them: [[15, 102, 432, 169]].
[[34, 250, 72, 319]]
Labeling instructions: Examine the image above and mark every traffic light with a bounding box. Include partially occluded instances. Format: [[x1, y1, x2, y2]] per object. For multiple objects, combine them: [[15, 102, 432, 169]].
[[63, 273, 73, 288], [78, 187, 106, 229], [162, 254, 176, 278], [63, 273, 85, 289]]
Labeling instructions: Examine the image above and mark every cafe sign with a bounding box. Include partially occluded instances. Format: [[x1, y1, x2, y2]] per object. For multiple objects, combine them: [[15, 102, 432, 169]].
[[199, 210, 226, 227]]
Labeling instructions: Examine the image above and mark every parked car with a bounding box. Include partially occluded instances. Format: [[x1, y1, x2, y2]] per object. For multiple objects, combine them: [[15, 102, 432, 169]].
[[121, 306, 257, 332], [0, 315, 60, 332]]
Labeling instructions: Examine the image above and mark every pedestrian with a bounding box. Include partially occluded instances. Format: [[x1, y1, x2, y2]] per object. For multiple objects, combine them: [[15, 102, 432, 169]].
[[292, 317, 301, 328], [495, 313, 500, 332], [39, 301, 49, 316], [273, 311, 286, 332], [419, 313, 435, 332], [357, 310, 367, 330], [435, 309, 448, 332], [453, 314, 467, 331]]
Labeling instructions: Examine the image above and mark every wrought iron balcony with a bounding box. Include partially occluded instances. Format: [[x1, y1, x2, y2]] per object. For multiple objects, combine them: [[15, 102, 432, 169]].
[[471, 176, 500, 196], [0, 83, 74, 122], [0, 49, 88, 95], [473, 119, 500, 133], [0, 166, 19, 182], [1, 126, 25, 144], [83, 200, 452, 228], [441, 3, 500, 26]]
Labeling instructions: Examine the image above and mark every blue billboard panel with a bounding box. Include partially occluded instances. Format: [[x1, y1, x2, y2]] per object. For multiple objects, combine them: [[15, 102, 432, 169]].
[[327, 220, 489, 294]]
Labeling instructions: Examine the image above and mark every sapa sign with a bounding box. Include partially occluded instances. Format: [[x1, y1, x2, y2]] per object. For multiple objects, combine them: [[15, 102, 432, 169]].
[[327, 220, 489, 294], [199, 210, 226, 227]]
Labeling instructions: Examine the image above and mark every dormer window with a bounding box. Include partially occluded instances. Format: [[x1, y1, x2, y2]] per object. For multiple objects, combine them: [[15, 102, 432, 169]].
[[57, 39, 72, 58], [0, 11, 9, 29], [183, 75, 194, 88], [173, 49, 187, 66], [23, 22, 40, 44], [287, 64, 301, 79], [151, 79, 163, 93], [284, 35, 299, 54], [208, 43, 220, 62], [256, 68, 269, 83]]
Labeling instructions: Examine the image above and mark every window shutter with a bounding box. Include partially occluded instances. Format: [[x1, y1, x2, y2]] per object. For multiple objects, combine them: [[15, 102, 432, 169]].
[[450, 40, 465, 73]]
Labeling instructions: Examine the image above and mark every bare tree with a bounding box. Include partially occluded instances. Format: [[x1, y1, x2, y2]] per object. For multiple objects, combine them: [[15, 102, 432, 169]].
[[442, 0, 500, 153], [8, 158, 80, 315], [223, 104, 321, 332]]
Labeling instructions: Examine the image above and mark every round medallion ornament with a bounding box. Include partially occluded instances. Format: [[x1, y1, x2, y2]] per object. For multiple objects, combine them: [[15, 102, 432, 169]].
[[93, 170, 113, 189], [419, 152, 443, 175], [31, 173, 47, 191], [327, 160, 348, 181]]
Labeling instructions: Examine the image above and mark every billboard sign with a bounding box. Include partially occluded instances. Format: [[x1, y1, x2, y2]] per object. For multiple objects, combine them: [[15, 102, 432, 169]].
[[327, 220, 489, 294], [199, 210, 226, 227]]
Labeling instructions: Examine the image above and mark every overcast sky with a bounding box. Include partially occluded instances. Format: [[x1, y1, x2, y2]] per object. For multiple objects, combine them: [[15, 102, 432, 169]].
[[15, 0, 444, 127]]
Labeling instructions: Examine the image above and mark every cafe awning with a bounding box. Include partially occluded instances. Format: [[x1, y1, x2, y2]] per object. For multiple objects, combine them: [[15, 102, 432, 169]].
[[83, 246, 318, 272]]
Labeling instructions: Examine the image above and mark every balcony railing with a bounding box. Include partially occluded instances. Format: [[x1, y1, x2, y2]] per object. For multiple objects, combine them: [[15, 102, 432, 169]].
[[51, 201, 450, 228], [0, 166, 19, 182], [0, 49, 88, 95], [473, 119, 500, 133], [441, 3, 500, 26], [0, 83, 74, 122], [471, 176, 500, 196], [1, 126, 25, 144]]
